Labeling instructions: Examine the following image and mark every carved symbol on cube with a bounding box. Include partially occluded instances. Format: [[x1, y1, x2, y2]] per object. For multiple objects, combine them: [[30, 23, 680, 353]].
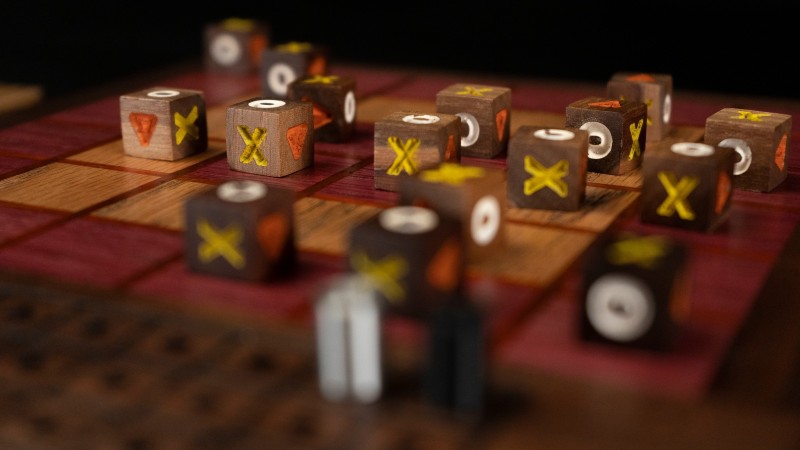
[[237, 125, 268, 166], [303, 74, 338, 84], [387, 137, 420, 176], [457, 86, 492, 96], [197, 219, 245, 269], [174, 106, 200, 145], [716, 172, 732, 214], [588, 100, 621, 108], [523, 156, 569, 197], [495, 109, 508, 141], [456, 112, 479, 147], [350, 252, 407, 304], [586, 273, 656, 342], [605, 234, 668, 269], [419, 162, 485, 185], [581, 122, 613, 160], [731, 110, 771, 122], [628, 119, 644, 160], [129, 113, 157, 146], [776, 135, 787, 170], [656, 172, 699, 221], [286, 123, 308, 160]]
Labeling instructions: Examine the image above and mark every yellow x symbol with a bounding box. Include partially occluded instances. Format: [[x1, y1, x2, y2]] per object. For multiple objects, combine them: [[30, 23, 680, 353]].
[[523, 156, 569, 197], [197, 219, 245, 269], [420, 163, 485, 185], [629, 119, 643, 160], [732, 110, 771, 122], [174, 106, 200, 145], [387, 137, 420, 176], [645, 99, 653, 126], [350, 252, 407, 304], [303, 75, 338, 84], [456, 86, 492, 96], [606, 234, 668, 269], [237, 125, 268, 166], [276, 41, 312, 53], [657, 171, 698, 220]]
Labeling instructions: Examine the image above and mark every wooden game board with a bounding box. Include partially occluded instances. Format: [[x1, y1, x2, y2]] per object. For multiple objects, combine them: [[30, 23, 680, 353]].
[[0, 62, 799, 449]]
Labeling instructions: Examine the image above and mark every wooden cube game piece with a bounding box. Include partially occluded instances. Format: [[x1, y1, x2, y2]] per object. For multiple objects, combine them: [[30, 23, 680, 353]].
[[184, 180, 296, 282], [703, 108, 792, 192], [580, 231, 690, 352], [348, 206, 464, 318], [565, 97, 648, 175], [435, 83, 512, 159], [424, 300, 485, 414], [398, 162, 506, 262], [640, 142, 736, 233], [374, 112, 461, 192], [287, 74, 357, 142], [261, 41, 329, 98], [226, 98, 314, 177], [507, 126, 589, 211], [315, 274, 383, 404], [120, 87, 208, 161], [203, 18, 270, 74], [606, 72, 673, 142]]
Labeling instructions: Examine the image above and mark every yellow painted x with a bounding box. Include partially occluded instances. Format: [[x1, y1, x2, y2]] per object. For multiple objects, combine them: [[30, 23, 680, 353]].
[[303, 75, 338, 84], [732, 110, 771, 122], [276, 41, 312, 53], [457, 86, 492, 96], [197, 219, 245, 269], [387, 137, 420, 176], [523, 155, 569, 197], [237, 125, 268, 166], [420, 163, 485, 185], [606, 234, 668, 269], [657, 171, 698, 220], [628, 119, 643, 160], [350, 252, 407, 304], [174, 106, 200, 145]]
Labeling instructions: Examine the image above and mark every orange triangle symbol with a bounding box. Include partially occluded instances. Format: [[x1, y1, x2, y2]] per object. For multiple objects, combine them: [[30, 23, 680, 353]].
[[775, 134, 787, 170], [588, 100, 621, 108], [495, 109, 508, 141], [309, 100, 333, 130], [445, 134, 456, 161], [715, 171, 731, 214], [286, 123, 308, 160], [308, 55, 327, 75], [129, 113, 157, 146], [626, 73, 656, 82], [257, 212, 289, 261]]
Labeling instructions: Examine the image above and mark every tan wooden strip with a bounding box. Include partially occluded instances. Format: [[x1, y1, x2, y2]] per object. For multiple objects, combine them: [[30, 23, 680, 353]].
[[91, 179, 212, 230], [469, 223, 595, 286], [507, 187, 639, 232], [0, 83, 44, 114], [0, 163, 160, 212], [586, 168, 643, 189], [67, 140, 225, 174], [356, 96, 436, 123], [510, 110, 565, 133], [295, 197, 382, 256]]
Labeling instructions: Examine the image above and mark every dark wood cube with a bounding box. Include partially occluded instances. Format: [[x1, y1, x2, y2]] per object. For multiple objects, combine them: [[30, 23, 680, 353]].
[[120, 87, 208, 161], [565, 97, 648, 175], [606, 72, 673, 142], [704, 107, 792, 192], [184, 180, 296, 282], [348, 206, 465, 318], [374, 111, 461, 192], [580, 231, 690, 352], [203, 18, 270, 74], [226, 98, 314, 177], [260, 41, 328, 98], [507, 126, 589, 211], [287, 74, 357, 143], [640, 142, 736, 233], [397, 162, 506, 262], [435, 83, 512, 158]]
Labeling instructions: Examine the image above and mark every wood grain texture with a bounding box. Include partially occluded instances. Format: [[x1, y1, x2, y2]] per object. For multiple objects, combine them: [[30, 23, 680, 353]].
[[294, 197, 382, 256], [67, 140, 226, 174]]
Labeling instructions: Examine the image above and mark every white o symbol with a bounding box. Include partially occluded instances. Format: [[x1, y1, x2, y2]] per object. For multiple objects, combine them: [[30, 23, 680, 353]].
[[216, 180, 268, 202], [267, 63, 297, 96], [718, 138, 752, 175], [671, 142, 714, 157], [586, 273, 655, 342], [344, 91, 356, 124], [402, 114, 440, 125], [249, 99, 286, 109], [210, 34, 241, 67], [147, 90, 180, 98], [456, 112, 480, 147], [580, 122, 613, 159], [662, 93, 672, 124], [379, 206, 438, 234], [470, 196, 500, 246], [534, 129, 575, 141]]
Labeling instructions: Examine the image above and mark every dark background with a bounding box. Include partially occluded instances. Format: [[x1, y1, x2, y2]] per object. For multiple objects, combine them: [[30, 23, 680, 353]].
[[1, 5, 797, 103]]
